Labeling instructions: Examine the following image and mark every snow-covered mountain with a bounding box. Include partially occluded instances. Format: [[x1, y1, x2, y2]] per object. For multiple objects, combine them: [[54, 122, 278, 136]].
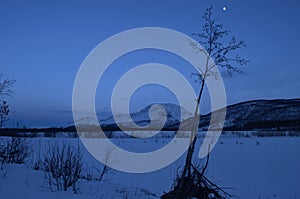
[[99, 103, 192, 130], [72, 98, 300, 131], [219, 98, 300, 130], [169, 98, 300, 131]]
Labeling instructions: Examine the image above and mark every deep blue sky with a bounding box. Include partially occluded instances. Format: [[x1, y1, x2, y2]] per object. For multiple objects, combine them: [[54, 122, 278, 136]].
[[1, 0, 300, 127]]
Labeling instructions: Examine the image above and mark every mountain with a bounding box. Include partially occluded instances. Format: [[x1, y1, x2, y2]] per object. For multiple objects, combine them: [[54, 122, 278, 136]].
[[69, 98, 300, 131], [99, 103, 192, 130], [168, 98, 300, 131], [3, 99, 299, 137], [220, 98, 300, 131]]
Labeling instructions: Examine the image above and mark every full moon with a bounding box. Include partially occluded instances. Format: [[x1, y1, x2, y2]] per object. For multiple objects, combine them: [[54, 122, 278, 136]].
[[222, 6, 227, 11]]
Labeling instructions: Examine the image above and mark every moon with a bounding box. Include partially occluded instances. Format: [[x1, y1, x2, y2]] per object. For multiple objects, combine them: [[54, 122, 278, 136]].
[[222, 6, 227, 11]]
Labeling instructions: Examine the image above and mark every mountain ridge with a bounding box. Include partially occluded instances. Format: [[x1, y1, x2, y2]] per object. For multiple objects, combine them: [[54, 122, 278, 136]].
[[168, 98, 300, 131], [93, 98, 300, 131], [3, 98, 298, 134]]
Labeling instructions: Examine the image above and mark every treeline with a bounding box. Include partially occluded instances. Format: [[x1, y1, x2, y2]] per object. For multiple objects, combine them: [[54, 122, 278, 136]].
[[0, 127, 78, 138]]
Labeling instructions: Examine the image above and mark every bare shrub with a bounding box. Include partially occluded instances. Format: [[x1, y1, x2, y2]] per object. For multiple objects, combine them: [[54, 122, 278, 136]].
[[31, 139, 43, 170], [0, 137, 32, 165], [0, 144, 6, 170], [43, 142, 83, 193], [82, 145, 118, 182], [94, 145, 117, 181], [82, 168, 94, 181]]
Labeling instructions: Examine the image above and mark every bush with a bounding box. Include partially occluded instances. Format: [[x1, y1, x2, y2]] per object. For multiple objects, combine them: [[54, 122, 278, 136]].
[[43, 142, 83, 193], [0, 137, 31, 166]]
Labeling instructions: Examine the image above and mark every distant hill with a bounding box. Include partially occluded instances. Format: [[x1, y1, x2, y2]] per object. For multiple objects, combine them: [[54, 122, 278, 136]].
[[2, 99, 300, 136], [98, 103, 192, 130], [96, 98, 300, 131], [168, 98, 300, 131], [221, 98, 300, 131]]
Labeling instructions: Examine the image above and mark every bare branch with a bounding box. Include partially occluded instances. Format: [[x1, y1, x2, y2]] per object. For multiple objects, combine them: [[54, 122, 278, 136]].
[[0, 74, 15, 98], [192, 6, 249, 77]]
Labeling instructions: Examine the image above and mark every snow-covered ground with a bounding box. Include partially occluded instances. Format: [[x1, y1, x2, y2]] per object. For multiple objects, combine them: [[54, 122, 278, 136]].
[[0, 164, 157, 199], [0, 135, 300, 199]]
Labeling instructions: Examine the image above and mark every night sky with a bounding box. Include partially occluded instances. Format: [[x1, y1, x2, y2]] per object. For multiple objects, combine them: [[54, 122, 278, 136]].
[[1, 0, 300, 127]]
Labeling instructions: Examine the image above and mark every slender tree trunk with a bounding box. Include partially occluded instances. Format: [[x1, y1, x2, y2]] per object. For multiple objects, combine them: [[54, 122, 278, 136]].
[[182, 53, 210, 179], [182, 78, 205, 178]]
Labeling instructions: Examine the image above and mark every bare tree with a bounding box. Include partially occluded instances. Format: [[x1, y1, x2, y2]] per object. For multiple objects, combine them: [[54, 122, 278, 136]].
[[162, 6, 248, 199], [0, 74, 15, 98], [0, 101, 10, 129], [0, 74, 15, 130]]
